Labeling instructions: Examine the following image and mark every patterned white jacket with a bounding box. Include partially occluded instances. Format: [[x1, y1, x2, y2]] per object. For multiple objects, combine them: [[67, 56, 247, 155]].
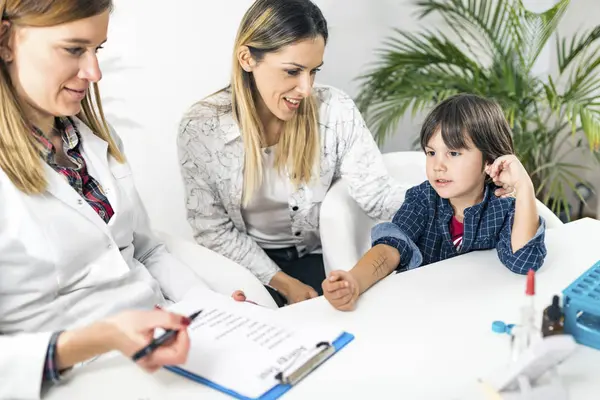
[[177, 84, 408, 284]]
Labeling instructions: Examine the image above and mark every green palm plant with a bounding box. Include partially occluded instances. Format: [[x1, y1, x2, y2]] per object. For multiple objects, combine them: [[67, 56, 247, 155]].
[[356, 0, 600, 219]]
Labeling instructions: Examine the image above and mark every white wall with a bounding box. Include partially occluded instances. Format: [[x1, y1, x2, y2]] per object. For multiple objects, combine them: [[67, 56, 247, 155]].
[[100, 0, 598, 239], [100, 0, 253, 238]]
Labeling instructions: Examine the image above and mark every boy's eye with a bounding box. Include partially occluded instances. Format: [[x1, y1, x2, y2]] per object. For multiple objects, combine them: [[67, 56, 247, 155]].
[[449, 151, 461, 157], [425, 150, 435, 156], [310, 68, 321, 75]]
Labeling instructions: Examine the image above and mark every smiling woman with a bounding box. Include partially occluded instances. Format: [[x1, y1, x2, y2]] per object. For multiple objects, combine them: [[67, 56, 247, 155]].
[[177, 0, 409, 308], [0, 2, 249, 399], [10, 12, 108, 122], [0, 0, 124, 194]]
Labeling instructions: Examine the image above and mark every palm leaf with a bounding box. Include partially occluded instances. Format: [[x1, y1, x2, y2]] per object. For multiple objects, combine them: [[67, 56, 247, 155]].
[[560, 48, 600, 148], [563, 50, 600, 105], [360, 69, 467, 144], [356, 0, 600, 215], [377, 29, 482, 75], [557, 26, 600, 73], [356, 28, 485, 137], [579, 108, 600, 150], [510, 0, 569, 72], [415, 0, 515, 58]]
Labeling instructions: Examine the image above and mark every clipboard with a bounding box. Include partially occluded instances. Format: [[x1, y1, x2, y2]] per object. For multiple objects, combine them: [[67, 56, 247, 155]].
[[164, 331, 354, 400]]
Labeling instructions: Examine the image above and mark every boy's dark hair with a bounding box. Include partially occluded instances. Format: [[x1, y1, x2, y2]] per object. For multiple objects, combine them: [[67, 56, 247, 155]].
[[420, 94, 515, 165]]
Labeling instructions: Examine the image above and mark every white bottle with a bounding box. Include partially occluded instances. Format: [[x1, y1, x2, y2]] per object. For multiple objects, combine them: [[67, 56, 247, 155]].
[[510, 270, 540, 362]]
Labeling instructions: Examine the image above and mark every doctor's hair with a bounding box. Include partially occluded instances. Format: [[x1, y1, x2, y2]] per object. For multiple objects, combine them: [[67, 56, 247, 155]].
[[0, 0, 123, 194]]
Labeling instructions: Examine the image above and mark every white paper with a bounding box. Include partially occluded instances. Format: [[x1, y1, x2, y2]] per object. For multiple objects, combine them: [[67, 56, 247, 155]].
[[167, 290, 341, 399]]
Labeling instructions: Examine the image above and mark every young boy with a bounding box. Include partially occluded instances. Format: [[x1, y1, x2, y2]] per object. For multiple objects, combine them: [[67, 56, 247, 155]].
[[322, 94, 547, 311]]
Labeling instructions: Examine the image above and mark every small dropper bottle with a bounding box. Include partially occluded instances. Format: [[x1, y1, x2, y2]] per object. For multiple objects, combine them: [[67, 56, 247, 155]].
[[541, 295, 565, 337]]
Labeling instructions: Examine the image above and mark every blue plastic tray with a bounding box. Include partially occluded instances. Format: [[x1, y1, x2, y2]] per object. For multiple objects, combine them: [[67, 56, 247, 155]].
[[562, 260, 600, 350]]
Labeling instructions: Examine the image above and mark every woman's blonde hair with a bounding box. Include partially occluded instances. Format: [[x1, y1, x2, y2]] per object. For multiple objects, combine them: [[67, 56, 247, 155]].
[[0, 0, 123, 195], [230, 0, 328, 205]]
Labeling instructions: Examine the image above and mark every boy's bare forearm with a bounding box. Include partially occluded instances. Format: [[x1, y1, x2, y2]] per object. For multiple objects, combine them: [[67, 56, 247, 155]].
[[512, 183, 539, 252], [349, 244, 401, 294]]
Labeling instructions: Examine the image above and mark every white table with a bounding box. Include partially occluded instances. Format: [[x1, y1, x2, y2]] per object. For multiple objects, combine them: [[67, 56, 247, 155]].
[[46, 218, 600, 400]]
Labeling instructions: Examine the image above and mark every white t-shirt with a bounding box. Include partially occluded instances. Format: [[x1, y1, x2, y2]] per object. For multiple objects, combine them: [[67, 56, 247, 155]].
[[241, 145, 298, 249]]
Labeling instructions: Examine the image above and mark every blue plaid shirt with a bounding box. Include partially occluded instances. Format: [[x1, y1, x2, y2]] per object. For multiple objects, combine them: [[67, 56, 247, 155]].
[[371, 181, 547, 274]]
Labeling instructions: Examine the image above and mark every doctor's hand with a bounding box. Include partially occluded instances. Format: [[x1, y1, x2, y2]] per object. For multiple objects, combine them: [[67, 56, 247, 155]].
[[105, 309, 192, 373], [322, 270, 359, 311]]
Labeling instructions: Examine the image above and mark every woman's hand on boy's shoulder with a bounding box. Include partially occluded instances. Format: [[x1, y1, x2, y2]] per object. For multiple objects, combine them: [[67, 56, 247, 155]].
[[485, 155, 534, 198]]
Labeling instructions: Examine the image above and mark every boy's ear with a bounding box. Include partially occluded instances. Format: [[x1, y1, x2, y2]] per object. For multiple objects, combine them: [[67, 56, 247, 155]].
[[483, 161, 492, 175]]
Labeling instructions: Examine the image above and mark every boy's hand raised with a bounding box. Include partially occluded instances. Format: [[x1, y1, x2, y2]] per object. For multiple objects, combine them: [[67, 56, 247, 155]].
[[486, 155, 534, 197], [322, 271, 359, 311]]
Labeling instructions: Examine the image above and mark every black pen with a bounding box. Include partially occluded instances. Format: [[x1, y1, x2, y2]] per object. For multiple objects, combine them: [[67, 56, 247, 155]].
[[131, 310, 203, 362]]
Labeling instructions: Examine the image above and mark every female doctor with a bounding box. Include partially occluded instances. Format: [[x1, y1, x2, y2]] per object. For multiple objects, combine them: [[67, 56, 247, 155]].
[[0, 1, 246, 398]]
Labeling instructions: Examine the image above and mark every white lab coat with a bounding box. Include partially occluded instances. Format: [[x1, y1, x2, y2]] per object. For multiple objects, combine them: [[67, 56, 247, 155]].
[[0, 119, 208, 399]]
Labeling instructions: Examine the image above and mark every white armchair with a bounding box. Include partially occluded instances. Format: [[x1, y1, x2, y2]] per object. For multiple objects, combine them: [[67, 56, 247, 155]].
[[157, 232, 277, 309], [320, 151, 563, 274]]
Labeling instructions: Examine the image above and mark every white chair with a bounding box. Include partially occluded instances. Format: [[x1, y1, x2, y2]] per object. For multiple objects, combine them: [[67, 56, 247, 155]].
[[157, 232, 277, 309], [320, 151, 563, 273], [535, 200, 564, 229]]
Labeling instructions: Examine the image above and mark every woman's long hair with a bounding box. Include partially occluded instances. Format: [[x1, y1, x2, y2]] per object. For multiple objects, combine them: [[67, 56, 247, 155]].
[[0, 0, 123, 194], [230, 0, 328, 205]]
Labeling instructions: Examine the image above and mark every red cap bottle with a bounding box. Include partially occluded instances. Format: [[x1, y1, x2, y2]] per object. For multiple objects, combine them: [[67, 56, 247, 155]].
[[526, 269, 535, 296]]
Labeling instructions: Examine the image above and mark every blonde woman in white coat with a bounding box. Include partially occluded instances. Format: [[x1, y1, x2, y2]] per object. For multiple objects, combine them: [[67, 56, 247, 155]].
[[0, 1, 248, 398]]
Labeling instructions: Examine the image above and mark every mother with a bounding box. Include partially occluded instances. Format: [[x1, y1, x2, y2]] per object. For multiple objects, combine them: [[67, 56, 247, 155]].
[[177, 0, 407, 306]]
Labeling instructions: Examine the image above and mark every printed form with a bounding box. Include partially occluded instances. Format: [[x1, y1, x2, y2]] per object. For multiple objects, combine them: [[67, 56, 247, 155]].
[[167, 290, 341, 398]]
